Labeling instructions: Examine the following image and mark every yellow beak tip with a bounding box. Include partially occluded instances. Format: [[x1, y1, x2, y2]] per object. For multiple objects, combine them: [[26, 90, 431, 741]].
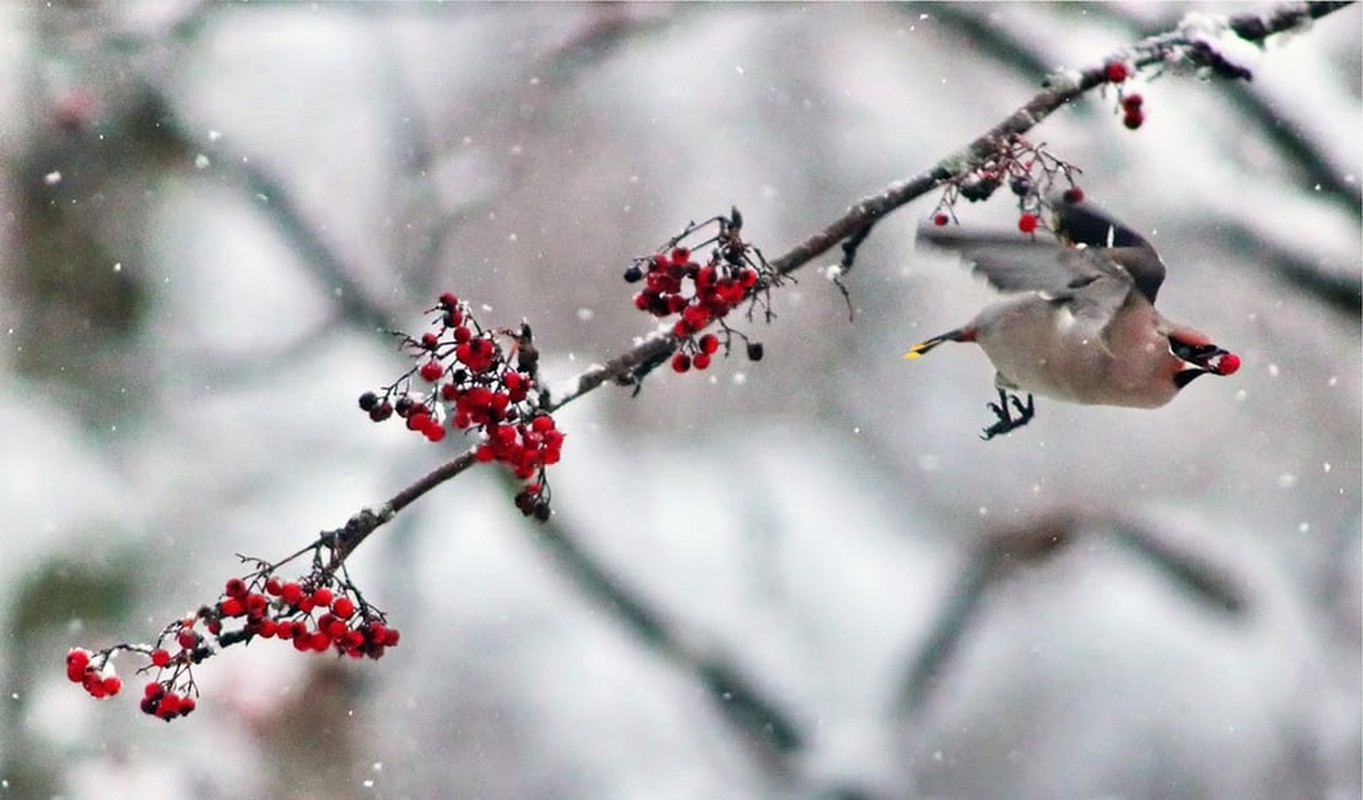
[[903, 350, 921, 360]]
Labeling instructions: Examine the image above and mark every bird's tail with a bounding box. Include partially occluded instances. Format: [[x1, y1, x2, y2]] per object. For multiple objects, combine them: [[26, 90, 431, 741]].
[[903, 327, 975, 359]]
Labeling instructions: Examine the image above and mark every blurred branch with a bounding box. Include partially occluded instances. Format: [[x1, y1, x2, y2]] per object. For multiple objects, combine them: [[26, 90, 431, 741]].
[[516, 479, 806, 765], [896, 510, 1248, 716], [1220, 218, 1362, 317]]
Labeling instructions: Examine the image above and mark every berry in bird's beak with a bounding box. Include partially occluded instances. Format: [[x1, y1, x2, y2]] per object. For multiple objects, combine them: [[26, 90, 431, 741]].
[[1206, 351, 1240, 376], [1169, 338, 1238, 376]]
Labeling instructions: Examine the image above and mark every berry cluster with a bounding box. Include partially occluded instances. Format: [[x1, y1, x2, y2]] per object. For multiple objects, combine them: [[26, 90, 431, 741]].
[[66, 648, 122, 699], [70, 555, 399, 722], [1103, 60, 1147, 130], [625, 209, 774, 375], [930, 134, 1083, 233], [358, 293, 560, 519]]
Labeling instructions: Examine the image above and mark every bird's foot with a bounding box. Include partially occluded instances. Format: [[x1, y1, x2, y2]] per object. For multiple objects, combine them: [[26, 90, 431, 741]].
[[980, 391, 1035, 441]]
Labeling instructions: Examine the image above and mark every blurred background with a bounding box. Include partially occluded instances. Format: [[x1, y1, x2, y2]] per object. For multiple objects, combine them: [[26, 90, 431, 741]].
[[1, 3, 1358, 799]]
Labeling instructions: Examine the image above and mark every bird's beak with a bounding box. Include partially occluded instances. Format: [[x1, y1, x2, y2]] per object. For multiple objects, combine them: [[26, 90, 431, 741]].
[[1170, 340, 1241, 376]]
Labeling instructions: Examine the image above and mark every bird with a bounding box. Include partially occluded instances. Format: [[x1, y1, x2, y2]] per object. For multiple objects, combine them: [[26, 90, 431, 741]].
[[905, 199, 1240, 440]]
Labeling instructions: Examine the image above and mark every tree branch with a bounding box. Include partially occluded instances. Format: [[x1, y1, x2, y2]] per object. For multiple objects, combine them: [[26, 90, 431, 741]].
[[326, 0, 1354, 559]]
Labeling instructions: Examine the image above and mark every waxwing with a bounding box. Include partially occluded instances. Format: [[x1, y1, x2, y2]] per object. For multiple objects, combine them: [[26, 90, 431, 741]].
[[905, 200, 1240, 440]]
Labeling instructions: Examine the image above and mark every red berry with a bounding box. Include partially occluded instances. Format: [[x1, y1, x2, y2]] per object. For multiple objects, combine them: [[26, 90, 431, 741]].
[[312, 587, 334, 606], [280, 582, 304, 606], [66, 648, 90, 671], [144, 681, 164, 699], [101, 675, 122, 696], [178, 696, 196, 716], [332, 596, 356, 619], [258, 618, 278, 638], [265, 577, 283, 596], [1121, 92, 1143, 110], [698, 334, 720, 355], [1105, 62, 1129, 83], [693, 353, 712, 370], [82, 671, 105, 697], [420, 332, 439, 350], [1062, 187, 1085, 204], [419, 360, 443, 382], [1123, 110, 1144, 130], [1017, 213, 1039, 234], [224, 577, 247, 598], [219, 597, 244, 617], [151, 649, 171, 668], [671, 247, 691, 264], [438, 292, 459, 310], [423, 423, 446, 442], [671, 353, 691, 373], [177, 628, 198, 650], [932, 213, 949, 227]]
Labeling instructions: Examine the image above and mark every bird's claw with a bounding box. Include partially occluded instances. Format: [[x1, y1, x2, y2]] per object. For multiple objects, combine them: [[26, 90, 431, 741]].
[[980, 391, 1035, 440]]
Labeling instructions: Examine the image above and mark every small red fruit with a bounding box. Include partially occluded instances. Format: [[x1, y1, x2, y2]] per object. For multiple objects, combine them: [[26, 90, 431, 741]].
[[332, 596, 356, 619], [280, 582, 304, 606], [1062, 187, 1085, 204], [1105, 62, 1129, 83], [933, 213, 950, 227], [151, 649, 171, 668], [671, 353, 691, 373], [419, 360, 444, 382], [1017, 213, 1039, 234], [1123, 110, 1145, 130], [1213, 352, 1241, 375]]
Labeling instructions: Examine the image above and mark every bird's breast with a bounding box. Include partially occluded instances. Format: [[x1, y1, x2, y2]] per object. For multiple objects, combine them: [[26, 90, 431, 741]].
[[972, 296, 1180, 408]]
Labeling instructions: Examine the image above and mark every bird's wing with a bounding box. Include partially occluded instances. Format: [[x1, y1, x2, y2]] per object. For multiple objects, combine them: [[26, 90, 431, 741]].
[[1054, 201, 1166, 302], [916, 224, 1112, 296], [916, 201, 1168, 303]]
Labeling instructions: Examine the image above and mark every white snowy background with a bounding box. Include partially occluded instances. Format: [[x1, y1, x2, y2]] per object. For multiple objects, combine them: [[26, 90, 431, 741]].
[[0, 3, 1358, 800]]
